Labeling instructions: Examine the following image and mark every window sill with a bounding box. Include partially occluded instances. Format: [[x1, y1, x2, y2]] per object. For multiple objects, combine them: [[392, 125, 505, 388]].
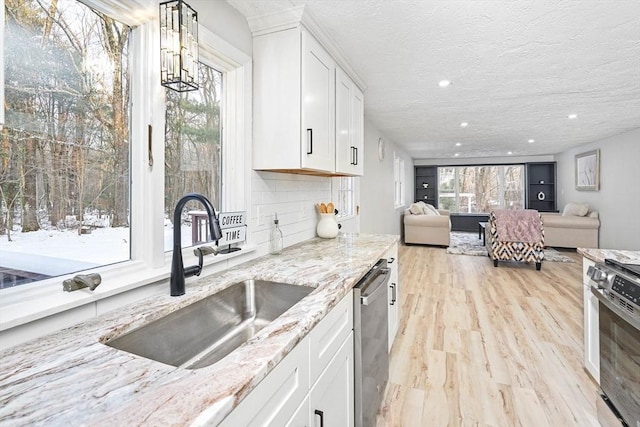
[[0, 245, 256, 332]]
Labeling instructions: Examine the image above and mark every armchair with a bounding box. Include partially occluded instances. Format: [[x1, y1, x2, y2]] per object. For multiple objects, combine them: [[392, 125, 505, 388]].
[[486, 209, 545, 270]]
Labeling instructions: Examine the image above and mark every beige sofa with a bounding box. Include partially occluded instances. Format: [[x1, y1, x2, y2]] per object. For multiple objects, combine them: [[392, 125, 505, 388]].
[[541, 208, 600, 249], [404, 205, 451, 246]]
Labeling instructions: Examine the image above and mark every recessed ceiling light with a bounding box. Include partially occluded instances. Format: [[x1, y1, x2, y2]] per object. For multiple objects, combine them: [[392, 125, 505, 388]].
[[460, 122, 469, 127], [455, 142, 461, 147], [528, 139, 535, 143], [438, 80, 450, 88], [507, 151, 513, 155], [454, 153, 460, 157], [568, 114, 578, 119]]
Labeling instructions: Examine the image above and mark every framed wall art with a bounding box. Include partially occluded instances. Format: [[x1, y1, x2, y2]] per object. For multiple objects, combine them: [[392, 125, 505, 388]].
[[575, 149, 600, 191]]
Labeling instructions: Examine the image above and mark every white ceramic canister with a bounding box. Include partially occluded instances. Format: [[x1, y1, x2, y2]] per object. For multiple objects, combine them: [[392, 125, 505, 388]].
[[316, 213, 339, 238]]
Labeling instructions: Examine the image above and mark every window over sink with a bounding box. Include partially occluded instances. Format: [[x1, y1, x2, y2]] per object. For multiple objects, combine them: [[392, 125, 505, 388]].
[[0, 0, 249, 297], [1, 0, 132, 288], [164, 63, 223, 251]]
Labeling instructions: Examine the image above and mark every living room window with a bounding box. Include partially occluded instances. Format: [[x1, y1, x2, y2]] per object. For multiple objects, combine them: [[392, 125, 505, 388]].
[[437, 165, 525, 213]]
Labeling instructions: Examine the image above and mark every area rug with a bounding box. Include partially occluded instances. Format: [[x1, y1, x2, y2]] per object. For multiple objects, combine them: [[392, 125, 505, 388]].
[[446, 232, 574, 263]]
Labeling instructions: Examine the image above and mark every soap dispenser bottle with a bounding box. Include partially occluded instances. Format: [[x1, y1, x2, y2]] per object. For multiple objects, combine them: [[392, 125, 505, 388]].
[[269, 213, 283, 254]]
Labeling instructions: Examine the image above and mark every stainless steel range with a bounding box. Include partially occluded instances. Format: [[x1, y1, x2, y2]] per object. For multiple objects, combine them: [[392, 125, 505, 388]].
[[588, 259, 640, 427]]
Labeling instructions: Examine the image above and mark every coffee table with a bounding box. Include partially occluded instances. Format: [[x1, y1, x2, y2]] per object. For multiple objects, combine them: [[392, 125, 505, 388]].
[[478, 222, 488, 245]]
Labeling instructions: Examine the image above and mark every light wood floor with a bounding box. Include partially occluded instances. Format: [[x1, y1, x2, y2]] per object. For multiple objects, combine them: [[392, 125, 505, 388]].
[[377, 244, 600, 427]]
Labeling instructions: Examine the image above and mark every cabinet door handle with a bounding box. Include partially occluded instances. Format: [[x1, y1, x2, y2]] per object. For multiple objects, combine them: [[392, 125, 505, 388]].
[[390, 283, 396, 305], [307, 128, 313, 155], [388, 257, 395, 264], [314, 409, 324, 427], [355, 147, 358, 165], [350, 146, 356, 165], [147, 124, 154, 167]]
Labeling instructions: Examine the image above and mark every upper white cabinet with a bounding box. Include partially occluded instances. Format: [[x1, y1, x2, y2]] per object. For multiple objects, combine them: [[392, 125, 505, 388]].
[[250, 7, 365, 176], [335, 68, 364, 176], [253, 28, 335, 174], [302, 34, 336, 172]]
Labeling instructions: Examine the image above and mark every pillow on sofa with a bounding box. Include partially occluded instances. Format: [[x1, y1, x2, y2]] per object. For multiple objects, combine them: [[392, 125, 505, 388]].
[[416, 201, 440, 216], [423, 204, 441, 216], [409, 203, 424, 215], [562, 202, 589, 217]]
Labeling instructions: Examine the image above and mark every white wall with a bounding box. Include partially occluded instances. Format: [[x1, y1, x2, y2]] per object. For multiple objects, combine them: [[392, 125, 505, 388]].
[[360, 118, 413, 235], [555, 128, 640, 250], [189, 0, 253, 56]]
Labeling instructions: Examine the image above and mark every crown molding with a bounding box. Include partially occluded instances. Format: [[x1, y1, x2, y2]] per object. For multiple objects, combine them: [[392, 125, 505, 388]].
[[247, 5, 367, 93]]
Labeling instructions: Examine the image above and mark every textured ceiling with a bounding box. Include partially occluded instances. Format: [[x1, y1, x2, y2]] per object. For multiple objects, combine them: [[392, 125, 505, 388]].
[[226, 0, 640, 160]]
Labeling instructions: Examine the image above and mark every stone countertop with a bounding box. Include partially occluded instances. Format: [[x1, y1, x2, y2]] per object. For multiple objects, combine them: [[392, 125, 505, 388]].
[[577, 248, 640, 264], [0, 233, 398, 426]]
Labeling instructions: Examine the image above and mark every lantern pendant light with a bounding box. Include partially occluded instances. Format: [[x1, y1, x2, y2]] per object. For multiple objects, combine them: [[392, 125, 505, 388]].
[[159, 0, 199, 92]]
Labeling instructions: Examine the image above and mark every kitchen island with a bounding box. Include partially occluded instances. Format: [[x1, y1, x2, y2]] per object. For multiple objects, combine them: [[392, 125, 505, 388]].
[[0, 233, 398, 426], [577, 248, 640, 264]]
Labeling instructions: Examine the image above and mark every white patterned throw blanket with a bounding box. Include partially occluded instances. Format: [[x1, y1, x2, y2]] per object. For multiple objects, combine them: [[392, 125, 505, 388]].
[[493, 209, 543, 243]]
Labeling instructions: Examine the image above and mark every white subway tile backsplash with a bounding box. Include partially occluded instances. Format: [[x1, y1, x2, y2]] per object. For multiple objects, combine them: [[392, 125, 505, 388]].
[[251, 171, 331, 251]]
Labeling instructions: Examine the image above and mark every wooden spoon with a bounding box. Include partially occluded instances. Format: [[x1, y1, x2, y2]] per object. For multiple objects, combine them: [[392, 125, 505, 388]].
[[320, 203, 327, 213], [326, 202, 334, 214]]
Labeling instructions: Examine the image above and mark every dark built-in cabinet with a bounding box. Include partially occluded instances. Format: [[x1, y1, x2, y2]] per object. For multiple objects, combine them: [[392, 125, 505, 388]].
[[526, 162, 557, 212], [414, 166, 438, 207]]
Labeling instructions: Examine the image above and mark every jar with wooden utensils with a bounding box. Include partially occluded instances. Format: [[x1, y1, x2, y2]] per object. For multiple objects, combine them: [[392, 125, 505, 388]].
[[315, 202, 339, 238]]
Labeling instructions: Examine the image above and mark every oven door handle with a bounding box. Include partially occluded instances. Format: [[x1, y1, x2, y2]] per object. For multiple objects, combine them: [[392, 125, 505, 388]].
[[590, 286, 640, 331]]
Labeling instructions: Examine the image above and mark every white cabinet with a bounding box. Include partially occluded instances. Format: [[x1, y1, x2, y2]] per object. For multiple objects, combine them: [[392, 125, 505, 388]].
[[309, 332, 354, 427], [286, 397, 311, 427], [385, 244, 400, 352], [582, 257, 600, 383], [253, 28, 336, 174], [286, 333, 354, 427], [335, 67, 364, 176], [219, 291, 354, 426], [309, 290, 353, 384]]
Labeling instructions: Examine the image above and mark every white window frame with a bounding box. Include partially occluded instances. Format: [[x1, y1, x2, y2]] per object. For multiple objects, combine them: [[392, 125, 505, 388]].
[[332, 176, 356, 220], [393, 152, 405, 208], [0, 2, 253, 335]]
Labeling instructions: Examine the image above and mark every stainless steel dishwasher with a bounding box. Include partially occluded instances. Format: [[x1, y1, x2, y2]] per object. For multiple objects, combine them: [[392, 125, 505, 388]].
[[354, 259, 390, 427]]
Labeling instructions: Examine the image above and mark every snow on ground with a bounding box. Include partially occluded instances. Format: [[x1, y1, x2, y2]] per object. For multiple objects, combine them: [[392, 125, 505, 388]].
[[0, 224, 195, 275]]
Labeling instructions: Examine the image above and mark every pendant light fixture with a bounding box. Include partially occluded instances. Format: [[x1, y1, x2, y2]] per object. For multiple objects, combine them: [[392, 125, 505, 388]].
[[159, 0, 199, 92]]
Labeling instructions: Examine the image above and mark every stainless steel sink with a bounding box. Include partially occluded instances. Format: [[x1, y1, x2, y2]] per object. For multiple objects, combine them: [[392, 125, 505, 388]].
[[105, 280, 313, 369]]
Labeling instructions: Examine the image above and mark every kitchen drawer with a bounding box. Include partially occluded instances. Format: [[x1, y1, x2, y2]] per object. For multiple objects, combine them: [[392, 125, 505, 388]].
[[309, 291, 353, 386], [384, 244, 398, 265]]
